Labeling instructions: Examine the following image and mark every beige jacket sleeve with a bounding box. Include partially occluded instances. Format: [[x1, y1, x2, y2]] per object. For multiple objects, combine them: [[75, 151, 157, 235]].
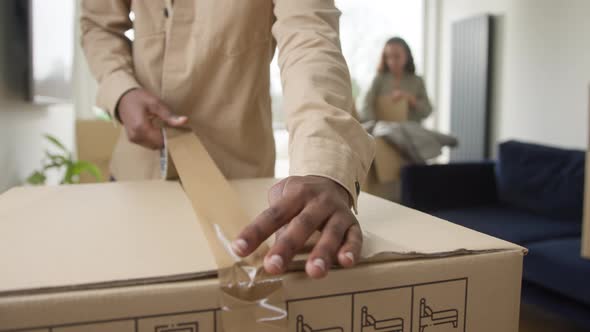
[[80, 0, 140, 119], [273, 0, 375, 209]]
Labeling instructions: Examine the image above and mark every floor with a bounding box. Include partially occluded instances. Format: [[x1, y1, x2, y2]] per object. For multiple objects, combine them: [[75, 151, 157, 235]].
[[520, 304, 588, 332]]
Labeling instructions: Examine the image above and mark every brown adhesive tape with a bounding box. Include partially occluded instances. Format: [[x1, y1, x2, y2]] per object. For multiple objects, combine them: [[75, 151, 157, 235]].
[[165, 130, 287, 331]]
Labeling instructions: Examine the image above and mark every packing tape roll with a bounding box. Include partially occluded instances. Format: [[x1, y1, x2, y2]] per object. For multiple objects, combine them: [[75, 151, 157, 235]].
[[165, 129, 287, 331]]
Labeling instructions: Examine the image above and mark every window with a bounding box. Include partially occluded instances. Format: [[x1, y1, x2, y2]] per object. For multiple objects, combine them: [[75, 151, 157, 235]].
[[271, 0, 424, 127], [31, 0, 75, 103]]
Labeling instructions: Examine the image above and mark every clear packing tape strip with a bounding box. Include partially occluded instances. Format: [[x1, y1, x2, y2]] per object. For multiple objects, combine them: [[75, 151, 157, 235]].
[[163, 128, 288, 332]]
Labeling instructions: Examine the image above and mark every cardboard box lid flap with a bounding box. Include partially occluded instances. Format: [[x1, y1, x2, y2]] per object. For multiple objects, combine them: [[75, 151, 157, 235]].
[[0, 181, 218, 295], [0, 179, 523, 296]]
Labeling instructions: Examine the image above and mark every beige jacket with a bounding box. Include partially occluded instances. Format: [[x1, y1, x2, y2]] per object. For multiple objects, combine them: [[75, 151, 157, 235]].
[[80, 0, 374, 206]]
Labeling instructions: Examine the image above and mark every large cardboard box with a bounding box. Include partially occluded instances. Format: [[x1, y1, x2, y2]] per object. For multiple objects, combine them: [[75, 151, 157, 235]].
[[1, 131, 524, 332], [362, 138, 406, 201], [0, 179, 525, 331]]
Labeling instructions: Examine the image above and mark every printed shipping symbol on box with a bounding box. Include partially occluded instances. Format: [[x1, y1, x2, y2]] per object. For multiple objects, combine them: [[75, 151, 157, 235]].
[[288, 279, 466, 332]]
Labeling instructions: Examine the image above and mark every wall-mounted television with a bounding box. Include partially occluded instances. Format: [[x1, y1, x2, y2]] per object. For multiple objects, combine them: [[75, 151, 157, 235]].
[[0, 0, 74, 103]]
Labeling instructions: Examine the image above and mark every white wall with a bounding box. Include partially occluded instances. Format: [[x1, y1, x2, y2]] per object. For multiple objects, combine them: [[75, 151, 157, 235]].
[[0, 4, 75, 193], [427, 0, 590, 153]]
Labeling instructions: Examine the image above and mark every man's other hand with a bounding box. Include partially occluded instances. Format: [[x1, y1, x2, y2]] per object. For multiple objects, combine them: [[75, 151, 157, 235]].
[[118, 89, 188, 150], [232, 176, 362, 279]]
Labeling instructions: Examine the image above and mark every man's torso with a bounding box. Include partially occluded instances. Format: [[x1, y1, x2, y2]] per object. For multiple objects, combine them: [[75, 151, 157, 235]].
[[112, 0, 277, 180]]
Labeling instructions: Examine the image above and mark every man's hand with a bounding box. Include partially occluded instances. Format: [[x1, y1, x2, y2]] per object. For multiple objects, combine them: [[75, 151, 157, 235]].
[[232, 176, 362, 279], [118, 88, 188, 149]]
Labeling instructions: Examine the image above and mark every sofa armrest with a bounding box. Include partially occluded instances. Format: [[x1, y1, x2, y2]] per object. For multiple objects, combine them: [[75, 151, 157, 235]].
[[400, 162, 498, 212]]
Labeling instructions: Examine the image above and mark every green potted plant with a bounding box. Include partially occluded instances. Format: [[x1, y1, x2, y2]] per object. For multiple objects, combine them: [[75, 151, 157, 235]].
[[27, 134, 102, 185]]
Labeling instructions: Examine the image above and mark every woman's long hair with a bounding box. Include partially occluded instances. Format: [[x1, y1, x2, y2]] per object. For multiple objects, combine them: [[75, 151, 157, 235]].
[[377, 37, 416, 75]]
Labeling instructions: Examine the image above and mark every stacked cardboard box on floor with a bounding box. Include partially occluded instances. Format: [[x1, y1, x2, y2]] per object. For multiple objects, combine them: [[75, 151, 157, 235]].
[[363, 98, 408, 201], [0, 182, 526, 331], [75, 120, 120, 183], [0, 133, 526, 332]]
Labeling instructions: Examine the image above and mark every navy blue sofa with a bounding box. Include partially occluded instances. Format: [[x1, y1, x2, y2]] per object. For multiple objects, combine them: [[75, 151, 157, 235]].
[[400, 140, 589, 328]]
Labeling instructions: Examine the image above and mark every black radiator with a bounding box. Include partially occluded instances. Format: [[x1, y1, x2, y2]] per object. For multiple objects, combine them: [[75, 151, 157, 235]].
[[449, 15, 494, 161]]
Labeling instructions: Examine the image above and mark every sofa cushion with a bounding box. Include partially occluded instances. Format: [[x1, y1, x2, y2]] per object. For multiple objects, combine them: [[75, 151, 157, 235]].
[[433, 205, 581, 245], [496, 140, 585, 220], [524, 238, 590, 307]]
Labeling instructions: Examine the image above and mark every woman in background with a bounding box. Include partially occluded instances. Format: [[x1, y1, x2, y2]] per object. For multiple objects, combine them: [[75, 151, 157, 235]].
[[362, 37, 432, 123]]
